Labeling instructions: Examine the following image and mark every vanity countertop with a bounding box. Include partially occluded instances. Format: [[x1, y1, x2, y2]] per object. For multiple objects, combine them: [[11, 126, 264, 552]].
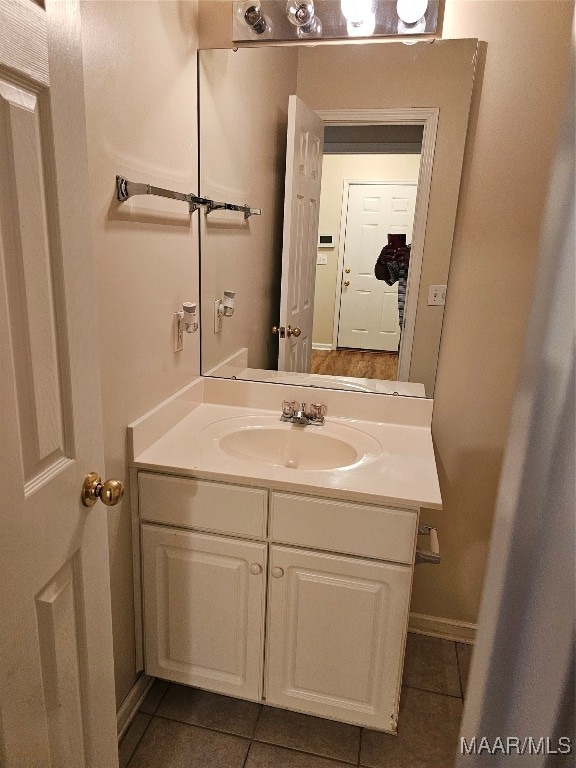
[[129, 379, 442, 511]]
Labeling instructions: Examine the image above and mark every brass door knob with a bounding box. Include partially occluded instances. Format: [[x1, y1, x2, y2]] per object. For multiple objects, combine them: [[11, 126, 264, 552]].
[[343, 280, 350, 287], [272, 325, 286, 338], [286, 326, 301, 337], [344, 268, 350, 274], [82, 472, 125, 507]]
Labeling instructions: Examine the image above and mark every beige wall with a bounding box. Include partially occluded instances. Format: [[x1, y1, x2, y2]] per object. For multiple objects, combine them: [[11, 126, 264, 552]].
[[199, 47, 299, 373], [297, 39, 477, 397], [410, 0, 573, 624], [313, 154, 421, 347], [82, 0, 572, 713], [80, 0, 200, 707]]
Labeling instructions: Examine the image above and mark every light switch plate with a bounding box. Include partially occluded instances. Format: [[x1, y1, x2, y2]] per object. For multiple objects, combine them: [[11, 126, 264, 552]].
[[317, 253, 328, 265], [428, 285, 447, 306]]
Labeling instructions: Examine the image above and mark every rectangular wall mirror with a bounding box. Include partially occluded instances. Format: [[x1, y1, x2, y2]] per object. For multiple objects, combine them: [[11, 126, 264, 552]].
[[199, 39, 478, 398]]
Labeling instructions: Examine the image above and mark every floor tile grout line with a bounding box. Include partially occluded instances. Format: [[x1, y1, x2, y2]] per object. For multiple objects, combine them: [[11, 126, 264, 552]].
[[124, 714, 154, 768], [151, 680, 171, 715], [241, 703, 264, 768], [402, 682, 463, 700], [124, 679, 171, 766], [454, 642, 465, 699], [152, 711, 258, 741], [250, 735, 358, 765], [241, 739, 254, 768], [357, 728, 363, 767], [150, 701, 359, 764], [249, 703, 264, 739]]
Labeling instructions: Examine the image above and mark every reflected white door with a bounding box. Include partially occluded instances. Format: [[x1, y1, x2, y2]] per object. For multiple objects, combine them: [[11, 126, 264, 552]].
[[278, 96, 324, 372], [337, 183, 417, 351], [0, 2, 118, 766]]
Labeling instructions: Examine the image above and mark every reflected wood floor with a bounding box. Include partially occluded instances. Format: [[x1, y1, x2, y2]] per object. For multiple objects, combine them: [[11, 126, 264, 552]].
[[311, 349, 399, 381]]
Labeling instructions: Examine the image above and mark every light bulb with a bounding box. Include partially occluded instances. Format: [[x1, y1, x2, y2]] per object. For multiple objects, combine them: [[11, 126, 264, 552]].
[[286, 0, 322, 38], [340, 0, 375, 37], [341, 0, 373, 26], [235, 1, 273, 37], [396, 0, 428, 25]]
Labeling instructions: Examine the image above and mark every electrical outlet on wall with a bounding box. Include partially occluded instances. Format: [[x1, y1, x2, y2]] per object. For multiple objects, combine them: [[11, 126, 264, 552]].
[[428, 285, 447, 306], [214, 299, 222, 333], [174, 312, 184, 352]]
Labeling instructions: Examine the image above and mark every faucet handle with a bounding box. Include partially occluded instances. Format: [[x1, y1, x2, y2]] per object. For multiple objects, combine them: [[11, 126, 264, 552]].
[[282, 400, 298, 419], [305, 403, 327, 421]]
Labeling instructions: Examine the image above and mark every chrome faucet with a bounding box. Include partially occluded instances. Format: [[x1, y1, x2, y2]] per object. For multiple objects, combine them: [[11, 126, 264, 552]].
[[281, 401, 327, 426]]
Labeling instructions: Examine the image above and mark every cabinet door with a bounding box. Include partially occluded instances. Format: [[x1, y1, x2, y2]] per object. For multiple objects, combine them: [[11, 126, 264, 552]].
[[142, 524, 267, 701], [265, 546, 412, 732]]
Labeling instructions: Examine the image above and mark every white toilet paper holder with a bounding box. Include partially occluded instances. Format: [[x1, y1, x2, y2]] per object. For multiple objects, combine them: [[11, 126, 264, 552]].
[[416, 524, 441, 565]]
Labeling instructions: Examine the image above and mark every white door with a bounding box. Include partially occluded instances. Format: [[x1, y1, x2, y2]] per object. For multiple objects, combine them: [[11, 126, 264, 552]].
[[265, 545, 412, 732], [278, 96, 324, 372], [141, 525, 267, 701], [337, 183, 417, 351], [0, 2, 118, 766]]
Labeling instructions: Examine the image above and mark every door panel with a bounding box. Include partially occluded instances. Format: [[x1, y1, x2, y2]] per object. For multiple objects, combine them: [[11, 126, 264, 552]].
[[265, 546, 412, 731], [142, 525, 267, 701], [278, 96, 324, 372], [35, 557, 87, 768], [337, 183, 417, 351], [0, 2, 117, 765]]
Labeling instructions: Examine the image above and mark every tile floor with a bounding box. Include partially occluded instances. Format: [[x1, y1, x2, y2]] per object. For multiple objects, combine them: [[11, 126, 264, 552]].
[[120, 633, 474, 768]]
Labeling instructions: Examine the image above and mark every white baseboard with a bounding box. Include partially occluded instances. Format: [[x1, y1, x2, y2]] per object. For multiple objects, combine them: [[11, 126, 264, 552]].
[[116, 673, 154, 742], [312, 343, 333, 351], [409, 612, 477, 644]]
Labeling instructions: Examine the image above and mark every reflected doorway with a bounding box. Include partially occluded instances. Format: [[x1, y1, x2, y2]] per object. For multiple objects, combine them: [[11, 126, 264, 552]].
[[311, 125, 423, 381]]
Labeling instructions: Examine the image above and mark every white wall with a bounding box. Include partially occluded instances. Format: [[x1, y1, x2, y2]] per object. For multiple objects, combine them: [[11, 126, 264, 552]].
[[313, 154, 421, 347], [80, 0, 200, 707]]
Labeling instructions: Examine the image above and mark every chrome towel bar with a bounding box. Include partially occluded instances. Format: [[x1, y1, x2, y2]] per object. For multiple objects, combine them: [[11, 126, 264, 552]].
[[116, 175, 262, 219]]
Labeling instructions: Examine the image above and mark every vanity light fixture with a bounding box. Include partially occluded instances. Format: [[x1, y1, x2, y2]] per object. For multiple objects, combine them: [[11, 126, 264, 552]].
[[232, 0, 438, 42], [286, 0, 322, 38]]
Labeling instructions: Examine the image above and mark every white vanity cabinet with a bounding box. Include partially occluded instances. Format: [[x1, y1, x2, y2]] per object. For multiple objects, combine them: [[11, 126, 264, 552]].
[[137, 471, 418, 732]]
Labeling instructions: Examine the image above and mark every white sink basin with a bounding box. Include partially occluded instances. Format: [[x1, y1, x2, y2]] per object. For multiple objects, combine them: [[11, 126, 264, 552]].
[[219, 427, 359, 470], [201, 415, 382, 471]]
